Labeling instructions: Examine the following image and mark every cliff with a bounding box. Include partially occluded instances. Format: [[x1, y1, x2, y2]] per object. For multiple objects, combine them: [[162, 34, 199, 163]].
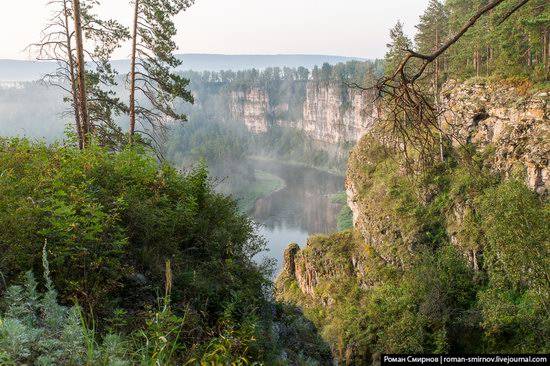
[[279, 80, 550, 290], [345, 81, 550, 263], [221, 81, 376, 144], [230, 88, 270, 133], [276, 81, 550, 362], [301, 82, 377, 144], [276, 233, 370, 304], [440, 80, 549, 195]]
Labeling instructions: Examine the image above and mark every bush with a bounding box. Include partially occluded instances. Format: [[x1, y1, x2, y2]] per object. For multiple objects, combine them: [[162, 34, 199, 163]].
[[0, 138, 304, 364], [0, 139, 268, 317]]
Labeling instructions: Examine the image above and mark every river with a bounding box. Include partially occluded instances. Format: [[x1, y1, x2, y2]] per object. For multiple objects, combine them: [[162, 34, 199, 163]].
[[247, 159, 345, 272]]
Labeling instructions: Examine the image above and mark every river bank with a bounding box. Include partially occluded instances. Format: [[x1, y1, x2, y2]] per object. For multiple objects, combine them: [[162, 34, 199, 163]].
[[238, 169, 286, 213], [250, 155, 347, 177], [246, 159, 345, 271]]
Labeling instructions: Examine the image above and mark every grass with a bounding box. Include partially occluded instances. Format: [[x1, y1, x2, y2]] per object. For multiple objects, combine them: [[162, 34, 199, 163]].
[[238, 169, 285, 213], [330, 191, 348, 204], [331, 192, 353, 231]]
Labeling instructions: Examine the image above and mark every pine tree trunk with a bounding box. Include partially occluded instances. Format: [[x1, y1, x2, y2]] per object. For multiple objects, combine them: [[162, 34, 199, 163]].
[[435, 30, 443, 162], [486, 46, 491, 76], [72, 0, 89, 147], [475, 48, 480, 77], [63, 0, 83, 149], [129, 0, 139, 140], [544, 29, 549, 79], [527, 34, 532, 68]]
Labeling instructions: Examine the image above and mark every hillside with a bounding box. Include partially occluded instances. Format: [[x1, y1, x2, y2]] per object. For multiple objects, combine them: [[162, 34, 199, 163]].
[[276, 79, 550, 363], [275, 1, 550, 361], [0, 140, 333, 365]]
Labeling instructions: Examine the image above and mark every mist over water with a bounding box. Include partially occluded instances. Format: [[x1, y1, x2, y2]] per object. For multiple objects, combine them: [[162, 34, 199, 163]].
[[248, 160, 344, 272], [0, 66, 349, 275]]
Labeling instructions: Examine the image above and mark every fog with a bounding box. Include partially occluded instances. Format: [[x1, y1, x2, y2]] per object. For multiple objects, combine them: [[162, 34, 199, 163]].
[[0, 82, 66, 141]]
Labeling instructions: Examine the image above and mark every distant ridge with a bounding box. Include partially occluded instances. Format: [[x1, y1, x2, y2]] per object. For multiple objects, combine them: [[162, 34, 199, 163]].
[[0, 54, 368, 82]]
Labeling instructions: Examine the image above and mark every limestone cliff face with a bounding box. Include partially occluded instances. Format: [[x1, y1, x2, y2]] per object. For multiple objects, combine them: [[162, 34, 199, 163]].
[[229, 82, 376, 144], [302, 82, 377, 144], [345, 81, 549, 264], [276, 232, 372, 306], [440, 81, 550, 195], [230, 88, 269, 133]]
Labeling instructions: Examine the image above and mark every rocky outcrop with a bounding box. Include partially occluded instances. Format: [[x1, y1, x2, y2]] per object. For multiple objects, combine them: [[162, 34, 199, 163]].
[[230, 88, 269, 133], [345, 137, 420, 266], [228, 82, 376, 144], [441, 80, 550, 195], [279, 80, 550, 291], [276, 232, 371, 305], [302, 82, 377, 144], [344, 81, 550, 265]]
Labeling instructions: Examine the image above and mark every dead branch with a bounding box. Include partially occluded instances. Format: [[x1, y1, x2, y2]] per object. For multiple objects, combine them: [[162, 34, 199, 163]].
[[356, 0, 533, 168]]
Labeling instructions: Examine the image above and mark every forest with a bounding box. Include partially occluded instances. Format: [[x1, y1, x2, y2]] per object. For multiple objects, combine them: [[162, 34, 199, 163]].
[[0, 0, 549, 365]]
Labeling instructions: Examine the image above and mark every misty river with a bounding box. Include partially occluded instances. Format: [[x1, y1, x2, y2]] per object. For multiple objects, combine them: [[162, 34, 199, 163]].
[[247, 160, 345, 273]]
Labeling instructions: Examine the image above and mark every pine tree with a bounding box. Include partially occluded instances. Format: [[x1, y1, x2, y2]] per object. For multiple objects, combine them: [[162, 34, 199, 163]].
[[384, 21, 413, 77], [72, 0, 90, 147], [128, 0, 195, 150], [445, 0, 485, 78], [30, 0, 128, 149], [415, 0, 448, 85], [79, 2, 130, 148]]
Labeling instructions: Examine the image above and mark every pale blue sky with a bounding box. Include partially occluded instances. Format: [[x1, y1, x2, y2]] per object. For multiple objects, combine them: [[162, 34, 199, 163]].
[[1, 0, 430, 60]]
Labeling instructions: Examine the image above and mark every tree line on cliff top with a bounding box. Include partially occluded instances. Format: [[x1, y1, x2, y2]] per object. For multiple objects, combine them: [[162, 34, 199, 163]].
[[377, 0, 548, 170]]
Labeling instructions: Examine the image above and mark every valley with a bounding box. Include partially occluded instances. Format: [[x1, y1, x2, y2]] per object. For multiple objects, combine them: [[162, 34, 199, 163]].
[[0, 0, 548, 365]]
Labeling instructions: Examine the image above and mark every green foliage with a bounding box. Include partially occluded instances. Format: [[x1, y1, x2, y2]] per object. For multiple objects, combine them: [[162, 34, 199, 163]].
[[0, 139, 268, 315], [385, 21, 413, 77], [331, 192, 353, 231], [0, 138, 335, 365], [476, 181, 550, 352], [410, 0, 550, 81], [0, 250, 130, 366], [80, 0, 131, 148], [132, 0, 195, 129], [279, 134, 550, 362]]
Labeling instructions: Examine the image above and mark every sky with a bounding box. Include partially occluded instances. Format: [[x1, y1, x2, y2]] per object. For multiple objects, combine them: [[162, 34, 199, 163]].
[[0, 0, 430, 60]]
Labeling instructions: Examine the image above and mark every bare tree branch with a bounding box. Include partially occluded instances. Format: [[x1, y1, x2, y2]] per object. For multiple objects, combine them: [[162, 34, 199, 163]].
[[363, 0, 533, 168]]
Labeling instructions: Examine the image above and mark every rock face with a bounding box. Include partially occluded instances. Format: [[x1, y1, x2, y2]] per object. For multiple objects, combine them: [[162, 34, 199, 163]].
[[228, 82, 376, 144], [279, 81, 550, 291], [344, 137, 419, 266], [230, 88, 269, 133], [344, 81, 550, 264], [302, 82, 377, 144], [276, 232, 371, 305], [440, 81, 550, 195]]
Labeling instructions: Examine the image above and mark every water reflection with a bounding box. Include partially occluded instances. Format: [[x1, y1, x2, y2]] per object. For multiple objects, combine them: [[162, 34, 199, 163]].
[[248, 159, 344, 271]]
